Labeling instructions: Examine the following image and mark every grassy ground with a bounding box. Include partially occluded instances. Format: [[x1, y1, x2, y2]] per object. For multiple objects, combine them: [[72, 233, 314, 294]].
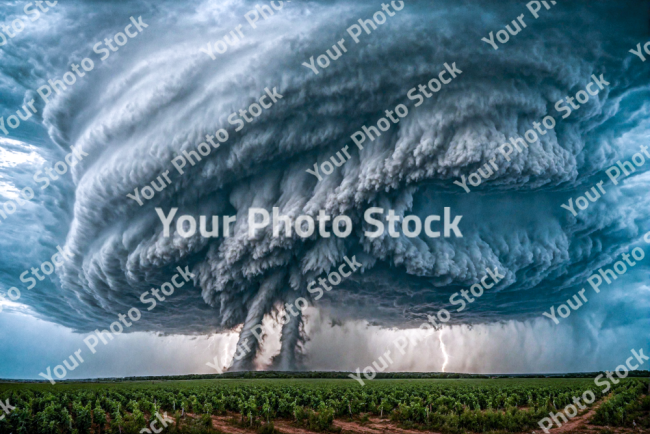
[[0, 376, 601, 392], [1, 377, 647, 434]]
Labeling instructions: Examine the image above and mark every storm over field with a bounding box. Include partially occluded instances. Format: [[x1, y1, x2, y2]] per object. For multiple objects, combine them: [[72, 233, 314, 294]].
[[0, 0, 649, 377]]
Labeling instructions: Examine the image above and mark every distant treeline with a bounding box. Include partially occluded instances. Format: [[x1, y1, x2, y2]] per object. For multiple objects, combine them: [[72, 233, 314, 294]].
[[2, 370, 648, 383]]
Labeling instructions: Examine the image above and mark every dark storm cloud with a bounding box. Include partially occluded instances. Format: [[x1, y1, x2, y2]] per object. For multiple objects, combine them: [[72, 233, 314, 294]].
[[1, 0, 649, 369]]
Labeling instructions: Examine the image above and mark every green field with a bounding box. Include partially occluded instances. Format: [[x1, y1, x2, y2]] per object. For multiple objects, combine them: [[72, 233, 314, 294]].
[[1, 377, 648, 434], [0, 376, 612, 392]]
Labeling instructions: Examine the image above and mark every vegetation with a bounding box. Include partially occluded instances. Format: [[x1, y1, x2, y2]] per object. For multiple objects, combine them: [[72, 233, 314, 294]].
[[4, 370, 646, 383], [0, 377, 647, 433], [591, 379, 650, 429]]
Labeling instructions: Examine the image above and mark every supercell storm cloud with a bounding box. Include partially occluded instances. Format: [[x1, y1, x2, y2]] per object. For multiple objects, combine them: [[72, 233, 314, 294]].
[[1, 0, 649, 371]]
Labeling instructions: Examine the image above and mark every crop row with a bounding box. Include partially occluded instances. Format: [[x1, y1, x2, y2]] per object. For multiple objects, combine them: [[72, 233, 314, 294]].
[[0, 379, 647, 434]]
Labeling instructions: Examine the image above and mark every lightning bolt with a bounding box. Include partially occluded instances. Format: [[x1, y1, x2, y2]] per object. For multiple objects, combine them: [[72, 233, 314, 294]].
[[439, 329, 449, 373]]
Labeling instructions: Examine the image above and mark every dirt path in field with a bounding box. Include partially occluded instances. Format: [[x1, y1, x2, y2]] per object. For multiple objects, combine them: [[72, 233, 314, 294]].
[[333, 416, 443, 434], [544, 394, 641, 434], [185, 413, 251, 434], [209, 414, 313, 434], [273, 420, 330, 434], [277, 417, 442, 434], [547, 404, 600, 433], [199, 414, 444, 434], [193, 404, 644, 434], [210, 415, 250, 434]]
